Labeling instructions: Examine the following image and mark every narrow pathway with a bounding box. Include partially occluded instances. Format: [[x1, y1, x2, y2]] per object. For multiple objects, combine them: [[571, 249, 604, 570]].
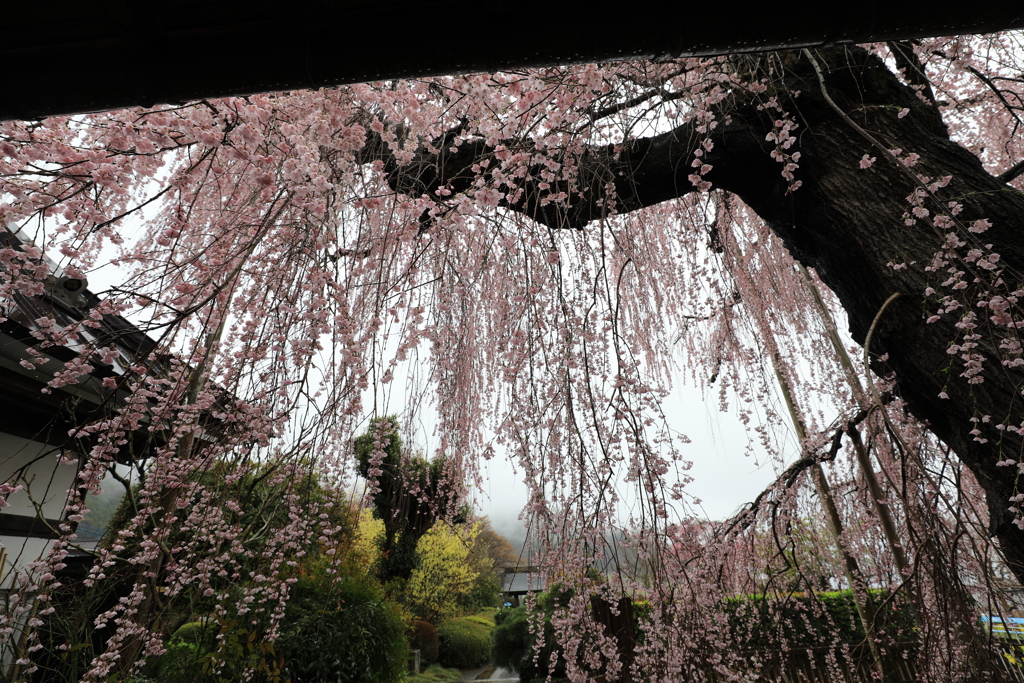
[[476, 666, 518, 682], [456, 667, 487, 681], [457, 665, 518, 682]]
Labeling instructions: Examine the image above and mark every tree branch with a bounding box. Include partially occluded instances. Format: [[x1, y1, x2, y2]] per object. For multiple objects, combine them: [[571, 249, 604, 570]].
[[586, 88, 689, 123], [718, 393, 894, 539], [355, 108, 735, 231], [887, 41, 937, 105], [999, 158, 1024, 184], [966, 64, 1024, 132]]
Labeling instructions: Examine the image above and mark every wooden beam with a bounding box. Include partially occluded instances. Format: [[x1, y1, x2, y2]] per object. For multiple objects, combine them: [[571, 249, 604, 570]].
[[2, 4, 1023, 120]]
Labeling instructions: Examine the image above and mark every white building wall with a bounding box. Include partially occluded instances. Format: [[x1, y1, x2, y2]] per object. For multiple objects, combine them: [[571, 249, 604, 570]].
[[0, 432, 77, 589]]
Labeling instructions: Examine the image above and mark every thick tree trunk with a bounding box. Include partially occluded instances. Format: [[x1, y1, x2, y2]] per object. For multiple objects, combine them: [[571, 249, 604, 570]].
[[364, 46, 1024, 585], [700, 47, 1024, 584]]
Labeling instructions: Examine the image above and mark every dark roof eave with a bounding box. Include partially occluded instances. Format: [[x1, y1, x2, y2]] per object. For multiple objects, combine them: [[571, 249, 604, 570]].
[[2, 5, 1024, 121]]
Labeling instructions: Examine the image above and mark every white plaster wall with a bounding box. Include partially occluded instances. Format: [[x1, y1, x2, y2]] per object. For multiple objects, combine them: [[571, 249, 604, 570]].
[[0, 536, 52, 588], [0, 433, 76, 521], [0, 432, 78, 589]]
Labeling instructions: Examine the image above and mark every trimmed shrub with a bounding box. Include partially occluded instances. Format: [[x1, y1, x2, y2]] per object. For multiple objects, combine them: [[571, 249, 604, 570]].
[[144, 639, 207, 683], [437, 616, 493, 669], [409, 663, 463, 683], [490, 596, 574, 682], [464, 610, 497, 628], [276, 574, 408, 683], [138, 619, 219, 682], [411, 620, 440, 664], [725, 589, 916, 649], [494, 590, 915, 683], [492, 606, 532, 672]]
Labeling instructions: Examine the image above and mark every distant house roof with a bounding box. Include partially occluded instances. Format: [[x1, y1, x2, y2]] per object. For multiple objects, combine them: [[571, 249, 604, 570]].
[[501, 572, 545, 594]]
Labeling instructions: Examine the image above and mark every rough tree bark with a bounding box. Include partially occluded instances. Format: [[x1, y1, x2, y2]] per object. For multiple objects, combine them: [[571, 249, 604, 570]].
[[358, 46, 1024, 586]]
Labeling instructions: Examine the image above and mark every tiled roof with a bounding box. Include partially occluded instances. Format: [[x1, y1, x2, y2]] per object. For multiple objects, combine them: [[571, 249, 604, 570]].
[[500, 572, 545, 594]]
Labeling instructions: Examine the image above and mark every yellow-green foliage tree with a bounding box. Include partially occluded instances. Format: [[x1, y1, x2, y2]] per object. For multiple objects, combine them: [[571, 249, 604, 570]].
[[350, 508, 385, 568], [404, 523, 480, 623]]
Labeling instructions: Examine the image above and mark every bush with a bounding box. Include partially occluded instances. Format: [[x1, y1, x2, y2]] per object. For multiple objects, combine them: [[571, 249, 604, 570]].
[[171, 619, 217, 648], [492, 593, 656, 682], [408, 663, 463, 683], [411, 620, 440, 664], [276, 574, 408, 683], [724, 589, 916, 649], [464, 610, 496, 627], [492, 606, 533, 672], [459, 570, 501, 612], [491, 598, 571, 683], [144, 639, 206, 683], [437, 616, 493, 669], [140, 619, 218, 682]]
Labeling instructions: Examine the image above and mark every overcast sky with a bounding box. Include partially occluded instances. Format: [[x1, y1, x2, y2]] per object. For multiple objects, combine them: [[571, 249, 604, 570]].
[[412, 376, 791, 553]]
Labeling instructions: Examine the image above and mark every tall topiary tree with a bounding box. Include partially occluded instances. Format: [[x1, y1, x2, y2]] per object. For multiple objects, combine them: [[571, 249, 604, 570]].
[[354, 417, 465, 581]]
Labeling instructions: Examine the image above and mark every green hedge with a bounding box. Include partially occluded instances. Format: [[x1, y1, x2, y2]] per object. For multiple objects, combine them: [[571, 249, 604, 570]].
[[138, 620, 218, 682], [491, 593, 625, 682], [492, 606, 534, 673], [725, 589, 916, 649], [464, 611, 497, 628], [492, 589, 914, 682], [142, 575, 409, 683], [437, 616, 493, 669], [170, 620, 217, 647], [143, 639, 208, 683]]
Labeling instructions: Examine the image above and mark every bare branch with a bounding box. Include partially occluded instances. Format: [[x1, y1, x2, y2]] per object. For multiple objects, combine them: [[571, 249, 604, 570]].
[[719, 393, 894, 539], [999, 158, 1024, 184]]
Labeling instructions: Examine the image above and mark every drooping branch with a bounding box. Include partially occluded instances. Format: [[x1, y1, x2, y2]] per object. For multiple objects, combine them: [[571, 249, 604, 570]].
[[719, 392, 895, 540], [355, 45, 1024, 586]]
